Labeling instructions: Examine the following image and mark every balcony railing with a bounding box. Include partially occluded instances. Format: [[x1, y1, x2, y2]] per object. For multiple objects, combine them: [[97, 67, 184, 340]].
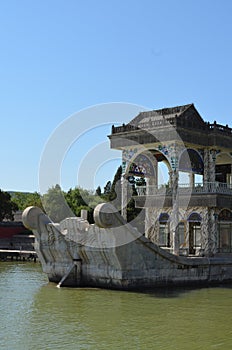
[[135, 182, 232, 196], [111, 120, 232, 135]]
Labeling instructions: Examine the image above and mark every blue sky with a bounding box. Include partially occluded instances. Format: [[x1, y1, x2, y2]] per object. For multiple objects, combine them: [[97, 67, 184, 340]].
[[1, 0, 232, 192]]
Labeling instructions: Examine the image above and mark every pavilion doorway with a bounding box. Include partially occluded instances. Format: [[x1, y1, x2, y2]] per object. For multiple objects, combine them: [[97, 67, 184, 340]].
[[188, 213, 202, 255]]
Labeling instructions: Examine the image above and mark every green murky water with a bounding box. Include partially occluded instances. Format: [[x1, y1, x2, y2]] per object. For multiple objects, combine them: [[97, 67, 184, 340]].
[[0, 262, 232, 350]]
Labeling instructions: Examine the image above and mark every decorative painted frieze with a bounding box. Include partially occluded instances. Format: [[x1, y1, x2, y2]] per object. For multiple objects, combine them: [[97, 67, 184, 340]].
[[157, 143, 184, 170], [122, 148, 139, 173]]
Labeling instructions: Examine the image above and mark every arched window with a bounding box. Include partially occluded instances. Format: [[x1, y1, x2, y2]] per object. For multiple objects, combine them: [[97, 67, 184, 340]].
[[159, 213, 170, 222], [218, 209, 232, 253], [187, 213, 202, 222], [159, 213, 170, 247]]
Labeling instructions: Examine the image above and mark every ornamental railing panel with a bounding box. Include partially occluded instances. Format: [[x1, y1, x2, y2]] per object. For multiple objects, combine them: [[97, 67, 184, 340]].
[[135, 182, 232, 196]]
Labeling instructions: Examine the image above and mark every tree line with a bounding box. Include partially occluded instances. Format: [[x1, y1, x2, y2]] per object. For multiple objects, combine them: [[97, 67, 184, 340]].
[[0, 166, 145, 232]]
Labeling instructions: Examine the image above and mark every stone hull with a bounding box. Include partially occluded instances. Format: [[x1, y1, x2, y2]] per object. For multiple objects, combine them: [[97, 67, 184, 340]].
[[39, 240, 232, 289], [23, 206, 232, 290]]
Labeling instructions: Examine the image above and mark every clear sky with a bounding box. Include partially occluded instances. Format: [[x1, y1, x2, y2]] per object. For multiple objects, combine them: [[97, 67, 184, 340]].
[[1, 0, 232, 193]]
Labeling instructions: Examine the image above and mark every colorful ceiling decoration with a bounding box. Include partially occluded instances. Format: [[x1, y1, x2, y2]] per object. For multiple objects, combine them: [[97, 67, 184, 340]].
[[128, 153, 155, 177]]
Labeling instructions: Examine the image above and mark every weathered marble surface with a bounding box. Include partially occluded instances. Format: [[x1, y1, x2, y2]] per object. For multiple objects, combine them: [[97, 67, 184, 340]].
[[22, 204, 232, 289]]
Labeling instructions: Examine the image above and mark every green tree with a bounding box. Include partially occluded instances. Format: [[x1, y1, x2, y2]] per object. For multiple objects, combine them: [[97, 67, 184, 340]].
[[65, 187, 87, 214], [42, 184, 73, 222], [95, 186, 102, 197], [109, 165, 122, 201], [0, 190, 18, 221], [101, 166, 123, 203], [103, 181, 112, 196], [12, 192, 43, 211], [65, 187, 104, 224]]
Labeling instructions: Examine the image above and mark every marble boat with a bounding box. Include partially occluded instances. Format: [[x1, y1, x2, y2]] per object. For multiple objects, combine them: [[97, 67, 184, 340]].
[[23, 104, 232, 289], [22, 204, 232, 289]]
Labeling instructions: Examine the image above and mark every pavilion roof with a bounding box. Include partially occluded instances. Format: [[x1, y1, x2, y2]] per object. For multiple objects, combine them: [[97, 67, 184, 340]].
[[129, 103, 205, 126]]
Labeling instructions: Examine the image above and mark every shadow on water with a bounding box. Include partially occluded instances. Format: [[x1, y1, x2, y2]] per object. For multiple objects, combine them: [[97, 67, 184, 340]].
[[36, 280, 232, 300], [125, 282, 232, 299]]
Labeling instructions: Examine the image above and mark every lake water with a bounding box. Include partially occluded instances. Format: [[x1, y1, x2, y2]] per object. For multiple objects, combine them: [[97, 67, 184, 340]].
[[0, 262, 232, 350]]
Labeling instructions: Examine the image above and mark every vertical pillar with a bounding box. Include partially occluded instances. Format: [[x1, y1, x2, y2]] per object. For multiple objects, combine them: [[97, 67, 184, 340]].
[[201, 208, 210, 253], [145, 153, 158, 196], [202, 209, 217, 256], [203, 149, 216, 191], [145, 208, 154, 239], [228, 165, 232, 186], [168, 170, 173, 188], [146, 177, 156, 196], [185, 221, 190, 253], [171, 170, 179, 255], [121, 174, 128, 220], [209, 149, 216, 183], [203, 149, 210, 184], [209, 209, 218, 255], [189, 173, 195, 188]]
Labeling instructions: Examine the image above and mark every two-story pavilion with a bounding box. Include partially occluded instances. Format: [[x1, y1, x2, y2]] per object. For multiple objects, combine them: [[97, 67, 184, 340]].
[[108, 104, 232, 256]]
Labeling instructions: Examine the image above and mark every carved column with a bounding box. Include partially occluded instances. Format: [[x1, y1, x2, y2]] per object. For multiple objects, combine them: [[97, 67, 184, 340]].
[[209, 149, 216, 183], [203, 149, 210, 184], [209, 209, 218, 255], [202, 208, 217, 256], [201, 208, 210, 254]]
